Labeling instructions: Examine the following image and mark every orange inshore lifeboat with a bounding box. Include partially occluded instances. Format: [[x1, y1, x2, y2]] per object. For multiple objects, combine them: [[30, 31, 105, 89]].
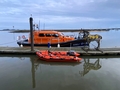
[[38, 50, 80, 56], [36, 50, 82, 62]]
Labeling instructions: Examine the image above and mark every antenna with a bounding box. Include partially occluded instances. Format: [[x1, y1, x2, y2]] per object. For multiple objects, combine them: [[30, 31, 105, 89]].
[[36, 24, 39, 30], [38, 20, 40, 30], [33, 23, 35, 31], [43, 23, 45, 30]]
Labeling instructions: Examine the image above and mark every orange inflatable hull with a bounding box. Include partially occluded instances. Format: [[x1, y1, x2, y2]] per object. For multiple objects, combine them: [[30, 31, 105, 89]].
[[36, 50, 82, 62], [37, 50, 80, 56]]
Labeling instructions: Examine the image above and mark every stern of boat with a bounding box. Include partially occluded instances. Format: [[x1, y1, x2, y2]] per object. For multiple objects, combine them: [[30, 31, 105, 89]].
[[17, 39, 28, 46]]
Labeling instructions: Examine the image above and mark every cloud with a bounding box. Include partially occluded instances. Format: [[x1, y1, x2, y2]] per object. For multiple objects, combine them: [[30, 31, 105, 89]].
[[0, 0, 120, 29]]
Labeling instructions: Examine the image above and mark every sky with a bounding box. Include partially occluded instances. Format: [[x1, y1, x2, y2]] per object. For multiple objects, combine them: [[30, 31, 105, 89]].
[[0, 0, 120, 30]]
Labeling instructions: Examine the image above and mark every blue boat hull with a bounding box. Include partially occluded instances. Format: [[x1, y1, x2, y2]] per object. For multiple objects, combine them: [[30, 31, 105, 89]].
[[17, 39, 89, 47]]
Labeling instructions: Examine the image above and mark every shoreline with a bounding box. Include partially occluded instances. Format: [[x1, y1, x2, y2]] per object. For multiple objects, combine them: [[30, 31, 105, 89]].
[[8, 29, 110, 33], [2, 27, 120, 33]]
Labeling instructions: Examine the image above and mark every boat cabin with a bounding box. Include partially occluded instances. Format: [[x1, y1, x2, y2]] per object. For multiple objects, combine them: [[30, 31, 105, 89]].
[[28, 30, 75, 44]]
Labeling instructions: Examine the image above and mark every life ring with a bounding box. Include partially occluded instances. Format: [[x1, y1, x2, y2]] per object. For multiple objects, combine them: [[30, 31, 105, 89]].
[[22, 35, 26, 39]]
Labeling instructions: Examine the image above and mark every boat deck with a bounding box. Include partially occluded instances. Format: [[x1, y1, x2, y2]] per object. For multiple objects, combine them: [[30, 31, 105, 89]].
[[0, 47, 120, 56]]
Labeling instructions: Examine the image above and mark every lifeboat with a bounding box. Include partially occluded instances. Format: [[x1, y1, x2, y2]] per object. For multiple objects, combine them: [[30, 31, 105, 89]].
[[36, 50, 82, 62], [37, 50, 80, 56], [17, 30, 88, 47]]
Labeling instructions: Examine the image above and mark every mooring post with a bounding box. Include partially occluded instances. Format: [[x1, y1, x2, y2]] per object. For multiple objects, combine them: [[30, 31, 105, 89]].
[[29, 17, 34, 51]]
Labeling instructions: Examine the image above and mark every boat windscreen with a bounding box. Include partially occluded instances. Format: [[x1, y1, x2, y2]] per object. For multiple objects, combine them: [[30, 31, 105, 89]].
[[60, 32, 64, 36]]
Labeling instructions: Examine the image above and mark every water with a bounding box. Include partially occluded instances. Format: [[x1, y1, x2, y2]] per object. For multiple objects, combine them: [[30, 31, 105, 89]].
[[0, 31, 29, 47], [0, 30, 120, 90], [0, 55, 120, 90]]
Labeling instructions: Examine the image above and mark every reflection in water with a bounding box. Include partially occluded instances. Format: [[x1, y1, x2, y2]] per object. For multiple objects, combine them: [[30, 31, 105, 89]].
[[30, 57, 102, 88], [30, 57, 82, 88], [30, 57, 36, 88], [1, 55, 120, 90], [80, 58, 102, 76], [0, 55, 103, 89]]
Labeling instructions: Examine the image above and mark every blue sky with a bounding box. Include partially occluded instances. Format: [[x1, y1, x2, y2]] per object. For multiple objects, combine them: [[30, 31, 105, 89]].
[[0, 0, 120, 30]]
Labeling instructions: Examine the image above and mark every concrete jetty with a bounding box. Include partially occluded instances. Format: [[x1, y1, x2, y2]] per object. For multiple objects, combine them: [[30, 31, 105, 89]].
[[0, 47, 120, 56]]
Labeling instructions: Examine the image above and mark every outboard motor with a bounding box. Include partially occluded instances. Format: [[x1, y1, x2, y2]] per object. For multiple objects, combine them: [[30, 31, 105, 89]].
[[67, 50, 75, 56]]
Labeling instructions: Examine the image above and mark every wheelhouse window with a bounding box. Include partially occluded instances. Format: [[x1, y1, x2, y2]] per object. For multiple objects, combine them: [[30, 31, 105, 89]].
[[52, 34, 59, 37], [38, 33, 44, 37], [46, 34, 51, 37]]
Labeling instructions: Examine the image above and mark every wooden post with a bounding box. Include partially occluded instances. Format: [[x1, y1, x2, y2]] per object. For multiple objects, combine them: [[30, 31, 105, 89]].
[[29, 17, 34, 51]]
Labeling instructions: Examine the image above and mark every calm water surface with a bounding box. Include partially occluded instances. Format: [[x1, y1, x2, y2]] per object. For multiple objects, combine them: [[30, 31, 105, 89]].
[[0, 55, 120, 90]]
